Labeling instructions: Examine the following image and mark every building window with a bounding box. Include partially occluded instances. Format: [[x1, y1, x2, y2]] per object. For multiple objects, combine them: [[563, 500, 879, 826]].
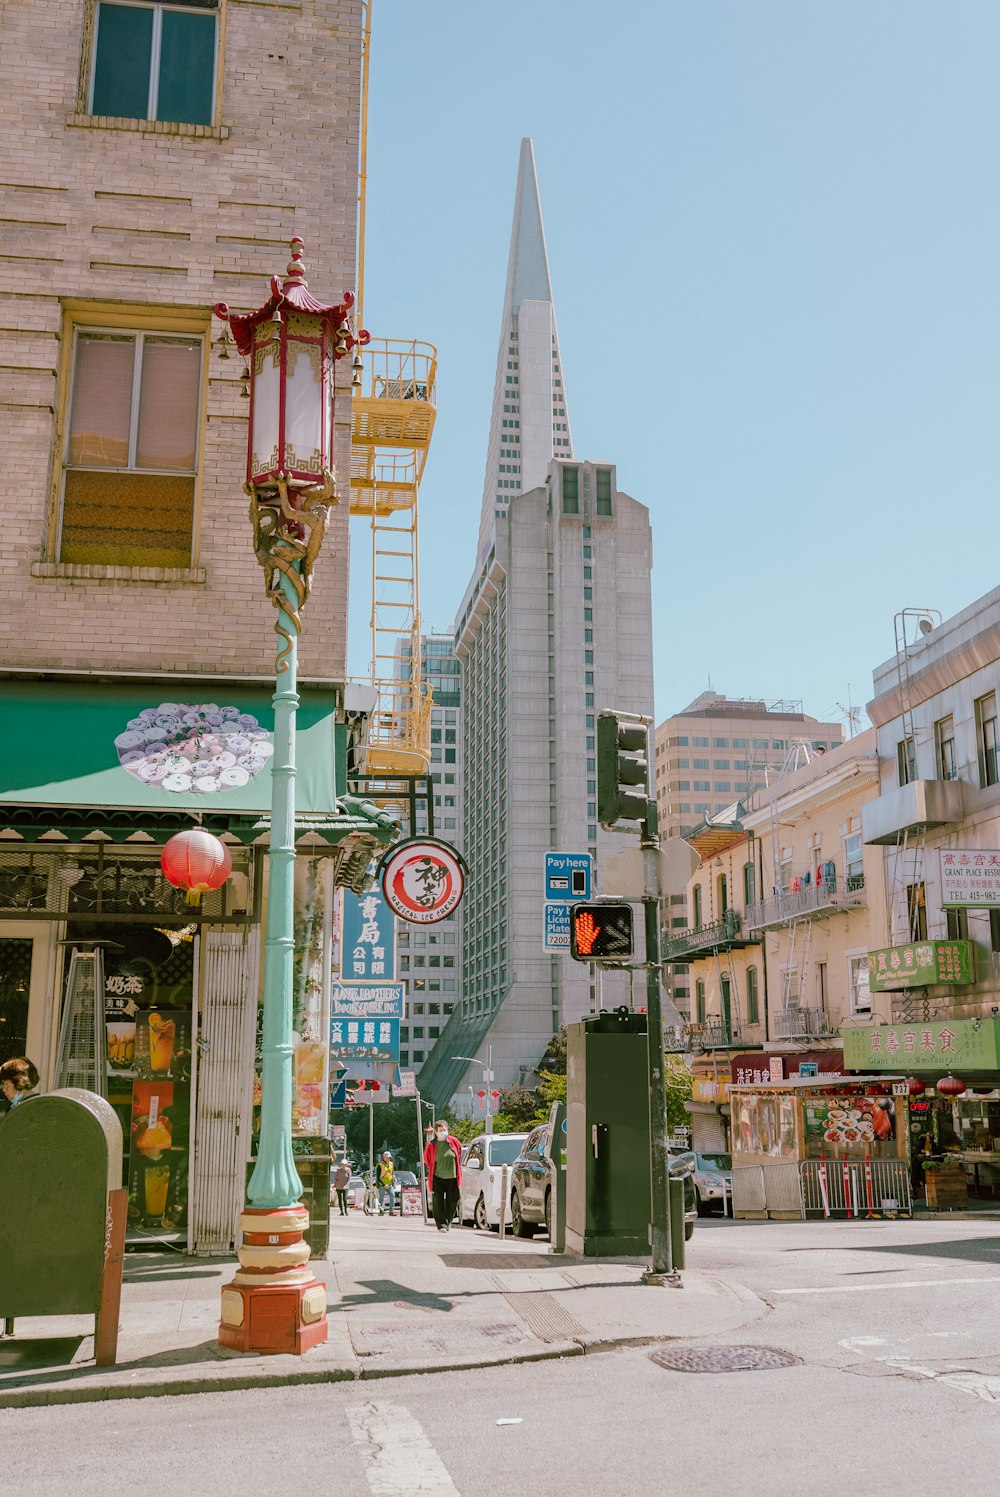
[[695, 979, 706, 1024], [746, 966, 759, 1025], [595, 468, 613, 515], [976, 692, 998, 787], [906, 882, 927, 941], [691, 884, 702, 928], [61, 327, 203, 567], [742, 861, 755, 909], [897, 736, 917, 786], [990, 909, 1000, 953], [946, 908, 969, 941], [90, 1, 218, 126], [932, 714, 956, 780], [842, 831, 864, 890], [848, 954, 871, 1015], [713, 737, 728, 749], [562, 466, 579, 514]]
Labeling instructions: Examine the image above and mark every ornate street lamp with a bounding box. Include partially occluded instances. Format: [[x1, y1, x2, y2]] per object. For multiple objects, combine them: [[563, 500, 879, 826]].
[[214, 239, 367, 1355]]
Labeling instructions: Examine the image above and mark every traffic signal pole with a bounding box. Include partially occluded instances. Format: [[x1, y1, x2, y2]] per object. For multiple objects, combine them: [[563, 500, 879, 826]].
[[641, 800, 681, 1287]]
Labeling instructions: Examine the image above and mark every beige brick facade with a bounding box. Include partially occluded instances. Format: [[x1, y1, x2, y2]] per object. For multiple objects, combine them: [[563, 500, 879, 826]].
[[0, 0, 362, 680]]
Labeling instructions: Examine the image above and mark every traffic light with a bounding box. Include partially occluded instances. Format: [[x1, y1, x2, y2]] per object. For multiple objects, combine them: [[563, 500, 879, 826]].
[[597, 711, 650, 828], [569, 902, 634, 962]]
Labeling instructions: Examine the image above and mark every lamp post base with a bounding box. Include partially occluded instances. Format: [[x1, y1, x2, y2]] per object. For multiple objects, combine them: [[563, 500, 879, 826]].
[[219, 1205, 328, 1355]]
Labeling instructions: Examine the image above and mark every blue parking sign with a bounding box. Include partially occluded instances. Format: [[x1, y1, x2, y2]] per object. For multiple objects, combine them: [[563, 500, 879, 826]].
[[545, 852, 592, 903]]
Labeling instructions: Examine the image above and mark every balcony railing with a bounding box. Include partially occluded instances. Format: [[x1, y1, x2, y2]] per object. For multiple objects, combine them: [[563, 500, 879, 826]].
[[664, 1020, 744, 1052], [770, 1006, 834, 1041], [662, 909, 752, 961], [745, 875, 866, 932]]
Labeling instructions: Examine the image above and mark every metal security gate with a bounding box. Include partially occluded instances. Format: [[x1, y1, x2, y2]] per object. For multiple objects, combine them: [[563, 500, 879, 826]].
[[800, 1157, 911, 1219], [190, 927, 261, 1253]]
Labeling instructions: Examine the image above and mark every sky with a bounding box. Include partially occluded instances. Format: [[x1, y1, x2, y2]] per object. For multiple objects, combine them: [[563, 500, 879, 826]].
[[352, 1, 1000, 729]]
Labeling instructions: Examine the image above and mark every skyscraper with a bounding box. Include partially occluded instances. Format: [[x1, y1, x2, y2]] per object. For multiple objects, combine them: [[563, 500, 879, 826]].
[[417, 142, 654, 1109]]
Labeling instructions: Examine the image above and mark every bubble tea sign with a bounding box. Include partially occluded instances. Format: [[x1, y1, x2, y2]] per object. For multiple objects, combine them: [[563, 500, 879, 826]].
[[378, 838, 467, 926]]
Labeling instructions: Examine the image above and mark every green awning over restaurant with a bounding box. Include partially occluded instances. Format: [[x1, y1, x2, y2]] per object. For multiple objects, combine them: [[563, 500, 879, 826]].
[[0, 680, 340, 819]]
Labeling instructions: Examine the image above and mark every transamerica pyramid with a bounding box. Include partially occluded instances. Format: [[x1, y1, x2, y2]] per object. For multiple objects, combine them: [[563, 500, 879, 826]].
[[475, 138, 574, 562]]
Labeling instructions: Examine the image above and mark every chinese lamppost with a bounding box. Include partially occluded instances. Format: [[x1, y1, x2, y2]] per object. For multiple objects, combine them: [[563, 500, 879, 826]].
[[214, 239, 367, 1355]]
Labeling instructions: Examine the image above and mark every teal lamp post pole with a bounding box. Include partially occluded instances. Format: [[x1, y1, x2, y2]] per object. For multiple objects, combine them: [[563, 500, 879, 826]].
[[214, 240, 367, 1356]]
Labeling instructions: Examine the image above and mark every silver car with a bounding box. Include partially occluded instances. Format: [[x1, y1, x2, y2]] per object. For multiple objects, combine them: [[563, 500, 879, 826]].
[[693, 1151, 732, 1214]]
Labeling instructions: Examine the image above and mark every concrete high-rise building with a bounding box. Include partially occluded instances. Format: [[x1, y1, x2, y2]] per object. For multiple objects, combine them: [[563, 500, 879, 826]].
[[418, 142, 654, 1109], [654, 693, 846, 841]]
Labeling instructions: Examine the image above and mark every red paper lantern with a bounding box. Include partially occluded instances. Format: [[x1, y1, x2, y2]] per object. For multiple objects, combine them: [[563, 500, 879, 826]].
[[161, 829, 232, 906], [907, 1077, 926, 1096], [936, 1075, 967, 1097]]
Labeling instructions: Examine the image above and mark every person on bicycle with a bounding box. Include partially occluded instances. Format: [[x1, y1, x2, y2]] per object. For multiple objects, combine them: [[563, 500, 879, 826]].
[[377, 1151, 397, 1216]]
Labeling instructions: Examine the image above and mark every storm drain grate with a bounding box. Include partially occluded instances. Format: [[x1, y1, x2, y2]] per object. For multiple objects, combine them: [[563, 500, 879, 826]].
[[649, 1345, 802, 1374], [503, 1292, 586, 1343]]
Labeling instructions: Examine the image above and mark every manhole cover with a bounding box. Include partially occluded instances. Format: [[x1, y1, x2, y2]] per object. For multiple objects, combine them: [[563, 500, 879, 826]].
[[649, 1345, 802, 1374]]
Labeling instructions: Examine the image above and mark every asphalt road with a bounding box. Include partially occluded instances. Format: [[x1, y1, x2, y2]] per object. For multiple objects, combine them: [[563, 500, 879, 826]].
[[5, 1216, 1000, 1496]]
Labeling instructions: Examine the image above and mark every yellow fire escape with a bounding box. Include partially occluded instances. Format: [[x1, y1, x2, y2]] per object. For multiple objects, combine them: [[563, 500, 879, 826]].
[[349, 0, 435, 776], [349, 340, 437, 772]]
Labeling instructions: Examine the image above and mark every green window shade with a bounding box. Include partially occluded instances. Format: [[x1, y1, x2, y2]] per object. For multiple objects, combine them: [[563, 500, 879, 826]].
[[595, 468, 613, 515], [92, 4, 153, 119], [157, 10, 215, 125]]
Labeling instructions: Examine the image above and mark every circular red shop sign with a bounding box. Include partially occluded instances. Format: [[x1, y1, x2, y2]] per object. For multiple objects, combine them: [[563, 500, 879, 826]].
[[379, 838, 467, 925]]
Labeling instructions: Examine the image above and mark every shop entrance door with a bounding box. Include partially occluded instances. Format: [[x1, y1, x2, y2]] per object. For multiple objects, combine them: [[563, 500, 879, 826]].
[[0, 925, 53, 1080]]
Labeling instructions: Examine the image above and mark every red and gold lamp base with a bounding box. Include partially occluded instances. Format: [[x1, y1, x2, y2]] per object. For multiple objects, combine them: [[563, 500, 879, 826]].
[[218, 1205, 328, 1355]]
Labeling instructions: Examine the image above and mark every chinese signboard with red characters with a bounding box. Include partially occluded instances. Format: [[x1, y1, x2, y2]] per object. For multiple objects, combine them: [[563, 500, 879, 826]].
[[729, 1050, 845, 1086], [868, 940, 975, 992], [842, 1017, 1000, 1072], [940, 850, 1000, 907]]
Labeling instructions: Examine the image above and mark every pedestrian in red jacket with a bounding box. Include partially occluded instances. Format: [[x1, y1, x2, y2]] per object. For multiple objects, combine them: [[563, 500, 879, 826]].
[[423, 1121, 463, 1231]]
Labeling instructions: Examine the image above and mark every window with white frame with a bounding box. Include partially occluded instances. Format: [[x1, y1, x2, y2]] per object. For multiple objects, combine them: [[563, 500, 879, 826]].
[[848, 953, 871, 1015], [90, 0, 218, 126], [61, 328, 203, 567], [976, 691, 998, 788], [843, 831, 864, 890], [935, 714, 957, 781]]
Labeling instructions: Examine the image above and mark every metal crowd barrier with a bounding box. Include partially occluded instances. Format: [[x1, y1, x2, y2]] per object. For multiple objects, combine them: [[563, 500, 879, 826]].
[[800, 1157, 911, 1219]]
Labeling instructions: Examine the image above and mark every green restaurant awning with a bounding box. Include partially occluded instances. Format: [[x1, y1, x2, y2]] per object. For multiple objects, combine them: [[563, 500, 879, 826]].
[[0, 679, 339, 820]]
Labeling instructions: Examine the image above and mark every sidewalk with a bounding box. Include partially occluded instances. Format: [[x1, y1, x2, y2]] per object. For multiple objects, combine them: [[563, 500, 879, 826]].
[[0, 1214, 766, 1408]]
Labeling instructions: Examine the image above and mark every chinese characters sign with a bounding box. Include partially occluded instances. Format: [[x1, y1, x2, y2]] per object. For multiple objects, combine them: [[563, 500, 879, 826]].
[[868, 941, 975, 992], [342, 885, 396, 981], [729, 1050, 845, 1086], [842, 1017, 1000, 1072], [330, 1016, 400, 1063], [940, 850, 1000, 907]]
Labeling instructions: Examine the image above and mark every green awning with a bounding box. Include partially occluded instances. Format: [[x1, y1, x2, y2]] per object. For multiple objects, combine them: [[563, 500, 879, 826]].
[[0, 680, 338, 818]]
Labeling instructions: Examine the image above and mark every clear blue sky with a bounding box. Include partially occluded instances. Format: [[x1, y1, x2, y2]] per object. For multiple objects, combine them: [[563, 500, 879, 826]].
[[352, 1, 1000, 728]]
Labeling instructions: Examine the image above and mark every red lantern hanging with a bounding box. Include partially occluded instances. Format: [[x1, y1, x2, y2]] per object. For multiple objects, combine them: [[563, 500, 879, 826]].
[[935, 1075, 967, 1097], [907, 1077, 926, 1096], [161, 829, 232, 906]]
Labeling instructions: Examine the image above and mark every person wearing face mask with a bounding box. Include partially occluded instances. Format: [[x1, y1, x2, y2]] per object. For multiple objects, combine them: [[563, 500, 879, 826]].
[[423, 1120, 463, 1231]]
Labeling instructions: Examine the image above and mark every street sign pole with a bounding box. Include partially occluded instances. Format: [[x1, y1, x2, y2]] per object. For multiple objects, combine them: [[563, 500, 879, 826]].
[[642, 798, 680, 1287]]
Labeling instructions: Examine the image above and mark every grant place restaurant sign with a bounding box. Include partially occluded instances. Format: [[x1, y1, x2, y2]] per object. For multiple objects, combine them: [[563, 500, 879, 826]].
[[843, 1017, 1000, 1073], [940, 850, 1000, 906], [868, 940, 975, 992]]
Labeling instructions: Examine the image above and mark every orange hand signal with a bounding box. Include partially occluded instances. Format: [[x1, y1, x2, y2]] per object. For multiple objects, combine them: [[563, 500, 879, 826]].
[[574, 910, 599, 956]]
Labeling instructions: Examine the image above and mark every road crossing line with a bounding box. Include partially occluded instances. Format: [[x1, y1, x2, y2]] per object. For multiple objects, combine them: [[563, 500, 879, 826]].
[[347, 1401, 460, 1496], [773, 1274, 1000, 1296]]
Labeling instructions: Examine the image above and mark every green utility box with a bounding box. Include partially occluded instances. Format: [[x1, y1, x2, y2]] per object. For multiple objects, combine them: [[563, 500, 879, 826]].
[[0, 1089, 126, 1364], [565, 1009, 685, 1265]]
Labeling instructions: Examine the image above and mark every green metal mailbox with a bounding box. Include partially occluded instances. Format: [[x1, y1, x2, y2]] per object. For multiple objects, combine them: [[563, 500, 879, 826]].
[[0, 1088, 126, 1366]]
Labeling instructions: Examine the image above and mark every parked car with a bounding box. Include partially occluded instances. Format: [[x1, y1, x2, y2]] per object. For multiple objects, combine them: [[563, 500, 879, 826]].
[[509, 1128, 699, 1242], [693, 1151, 732, 1214], [394, 1170, 419, 1188], [668, 1149, 700, 1241], [460, 1133, 529, 1229], [509, 1123, 553, 1237]]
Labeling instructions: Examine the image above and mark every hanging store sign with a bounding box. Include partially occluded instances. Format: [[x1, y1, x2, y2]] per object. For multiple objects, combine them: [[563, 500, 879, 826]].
[[341, 884, 396, 980], [330, 982, 405, 1019], [842, 1017, 1000, 1072], [940, 850, 1000, 906], [330, 1015, 400, 1064], [868, 940, 975, 992], [379, 838, 467, 925]]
